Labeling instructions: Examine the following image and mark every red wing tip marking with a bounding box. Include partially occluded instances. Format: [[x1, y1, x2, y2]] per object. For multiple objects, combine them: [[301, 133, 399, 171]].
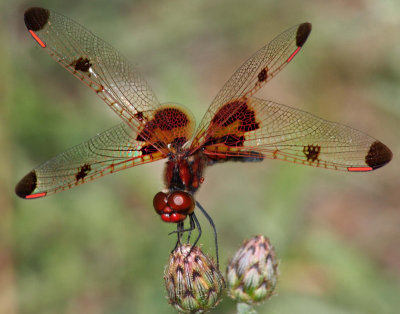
[[296, 22, 312, 47], [287, 47, 301, 63], [348, 167, 373, 172], [28, 30, 46, 48], [26, 192, 47, 199], [24, 7, 49, 31]]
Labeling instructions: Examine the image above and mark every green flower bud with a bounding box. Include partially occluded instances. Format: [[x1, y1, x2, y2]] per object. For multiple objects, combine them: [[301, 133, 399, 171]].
[[164, 244, 225, 313], [226, 235, 278, 304]]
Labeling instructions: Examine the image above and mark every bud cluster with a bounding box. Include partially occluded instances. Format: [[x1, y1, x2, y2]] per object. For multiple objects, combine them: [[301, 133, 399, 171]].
[[164, 244, 225, 313], [226, 235, 278, 304]]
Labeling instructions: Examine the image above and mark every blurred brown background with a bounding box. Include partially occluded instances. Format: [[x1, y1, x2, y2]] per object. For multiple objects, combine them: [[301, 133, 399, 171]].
[[1, 0, 399, 313]]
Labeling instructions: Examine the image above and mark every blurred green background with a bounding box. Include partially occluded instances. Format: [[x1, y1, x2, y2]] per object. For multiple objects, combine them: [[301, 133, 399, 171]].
[[1, 0, 400, 313]]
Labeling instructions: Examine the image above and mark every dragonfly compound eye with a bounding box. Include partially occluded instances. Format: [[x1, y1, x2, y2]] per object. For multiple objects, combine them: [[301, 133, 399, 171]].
[[153, 191, 168, 214], [167, 191, 195, 214]]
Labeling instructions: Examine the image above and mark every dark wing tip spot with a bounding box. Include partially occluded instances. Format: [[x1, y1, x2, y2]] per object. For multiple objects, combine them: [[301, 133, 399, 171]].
[[365, 140, 392, 170], [24, 7, 50, 31], [296, 22, 312, 47], [15, 170, 38, 198]]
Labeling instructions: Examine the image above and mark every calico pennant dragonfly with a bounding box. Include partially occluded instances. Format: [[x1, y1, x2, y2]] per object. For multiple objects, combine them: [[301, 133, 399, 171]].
[[17, 8, 392, 228]]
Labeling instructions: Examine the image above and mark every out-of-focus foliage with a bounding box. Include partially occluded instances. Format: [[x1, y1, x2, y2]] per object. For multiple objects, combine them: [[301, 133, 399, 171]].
[[1, 0, 399, 313]]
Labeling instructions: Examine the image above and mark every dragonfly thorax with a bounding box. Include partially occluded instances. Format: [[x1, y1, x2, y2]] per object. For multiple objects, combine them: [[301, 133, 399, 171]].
[[153, 191, 195, 223], [165, 152, 207, 192], [153, 152, 207, 223]]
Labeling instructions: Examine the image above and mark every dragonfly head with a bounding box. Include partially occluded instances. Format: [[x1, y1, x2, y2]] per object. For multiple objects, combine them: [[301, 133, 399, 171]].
[[153, 191, 195, 223]]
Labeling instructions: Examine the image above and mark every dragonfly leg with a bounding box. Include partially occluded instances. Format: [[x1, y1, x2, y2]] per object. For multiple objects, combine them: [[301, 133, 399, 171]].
[[168, 217, 196, 236], [186, 214, 196, 244], [196, 201, 219, 269], [171, 221, 184, 253], [188, 213, 201, 250]]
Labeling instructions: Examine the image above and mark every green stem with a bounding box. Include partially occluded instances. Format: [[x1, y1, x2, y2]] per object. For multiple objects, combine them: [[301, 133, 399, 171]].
[[237, 302, 257, 314]]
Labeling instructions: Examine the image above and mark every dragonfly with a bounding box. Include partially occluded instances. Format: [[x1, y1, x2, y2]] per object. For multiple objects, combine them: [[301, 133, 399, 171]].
[[17, 7, 392, 255]]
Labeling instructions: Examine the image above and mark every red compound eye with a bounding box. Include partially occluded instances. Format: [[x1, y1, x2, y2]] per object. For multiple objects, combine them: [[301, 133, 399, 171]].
[[167, 191, 195, 214], [153, 191, 167, 214]]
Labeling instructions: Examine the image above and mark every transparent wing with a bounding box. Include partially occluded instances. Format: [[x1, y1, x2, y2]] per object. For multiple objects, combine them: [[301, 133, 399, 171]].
[[191, 23, 312, 148], [24, 7, 159, 135], [202, 98, 392, 171], [15, 123, 167, 199]]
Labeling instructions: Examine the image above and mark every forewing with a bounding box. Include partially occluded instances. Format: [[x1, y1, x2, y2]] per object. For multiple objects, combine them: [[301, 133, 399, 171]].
[[192, 23, 311, 148], [24, 7, 159, 133], [15, 123, 167, 199], [202, 98, 392, 171]]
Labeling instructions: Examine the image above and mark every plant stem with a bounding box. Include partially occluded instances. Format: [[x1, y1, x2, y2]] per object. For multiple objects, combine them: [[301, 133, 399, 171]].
[[237, 302, 257, 314]]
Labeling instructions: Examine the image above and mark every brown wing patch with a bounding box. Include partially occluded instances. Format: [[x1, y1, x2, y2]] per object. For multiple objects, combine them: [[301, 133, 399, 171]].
[[15, 170, 38, 198], [200, 99, 264, 165], [296, 23, 312, 47], [71, 57, 92, 72], [201, 100, 264, 162], [211, 100, 259, 132], [136, 104, 195, 154], [303, 144, 321, 163], [24, 7, 49, 31], [257, 67, 268, 82], [154, 108, 189, 131], [76, 164, 91, 182], [365, 141, 392, 169]]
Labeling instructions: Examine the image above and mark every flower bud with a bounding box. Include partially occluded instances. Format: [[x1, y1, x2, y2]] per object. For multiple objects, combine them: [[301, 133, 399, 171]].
[[226, 235, 278, 304], [164, 244, 225, 313]]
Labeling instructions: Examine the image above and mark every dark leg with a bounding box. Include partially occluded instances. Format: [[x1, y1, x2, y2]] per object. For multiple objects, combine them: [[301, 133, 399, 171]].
[[190, 213, 202, 249], [168, 217, 196, 236], [183, 213, 202, 258], [186, 214, 196, 244], [196, 201, 219, 268], [170, 218, 199, 252], [172, 221, 185, 252]]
